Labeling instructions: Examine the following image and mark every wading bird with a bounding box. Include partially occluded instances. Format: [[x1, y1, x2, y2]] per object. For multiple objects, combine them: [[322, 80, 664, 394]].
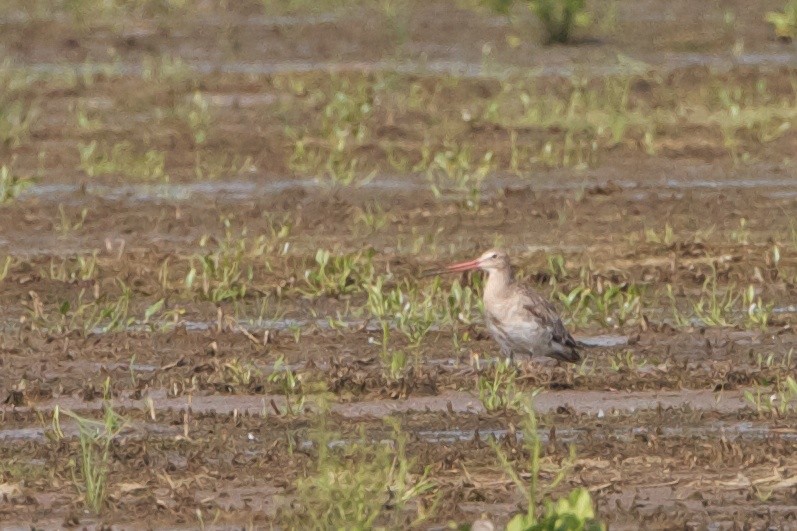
[[438, 249, 581, 363]]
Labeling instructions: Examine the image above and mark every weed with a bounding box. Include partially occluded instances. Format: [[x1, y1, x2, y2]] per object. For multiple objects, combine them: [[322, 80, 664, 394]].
[[47, 251, 98, 282], [302, 248, 374, 297], [222, 358, 258, 387], [41, 282, 134, 334], [289, 131, 375, 188], [78, 140, 168, 182], [424, 143, 493, 209], [730, 218, 751, 244], [0, 97, 38, 147], [443, 277, 481, 327], [185, 229, 270, 302], [280, 420, 436, 529], [55, 205, 88, 236], [528, 0, 591, 44], [745, 377, 797, 417], [171, 91, 211, 145], [492, 405, 604, 530], [0, 164, 34, 203], [692, 289, 738, 327], [74, 101, 103, 132], [556, 282, 643, 328], [287, 78, 376, 188], [644, 223, 675, 245], [141, 54, 196, 87], [63, 405, 126, 513], [267, 355, 306, 415], [766, 0, 797, 41], [478, 359, 529, 412], [609, 350, 647, 373], [364, 276, 403, 377], [354, 203, 388, 232], [742, 285, 773, 330], [193, 151, 253, 180], [0, 256, 13, 282]]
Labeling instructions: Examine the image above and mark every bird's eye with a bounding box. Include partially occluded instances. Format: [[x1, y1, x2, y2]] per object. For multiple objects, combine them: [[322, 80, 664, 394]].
[[490, 253, 497, 258]]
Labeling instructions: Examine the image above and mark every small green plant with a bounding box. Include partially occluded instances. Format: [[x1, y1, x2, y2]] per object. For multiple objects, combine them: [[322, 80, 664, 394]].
[[424, 144, 493, 209], [223, 358, 260, 387], [280, 420, 436, 529], [355, 203, 388, 232], [64, 405, 126, 514], [0, 256, 13, 282], [684, 268, 740, 327], [47, 251, 98, 282], [609, 350, 647, 373], [507, 487, 603, 531], [0, 164, 33, 203], [184, 229, 270, 302], [302, 249, 374, 297], [267, 355, 306, 415], [493, 406, 604, 530], [171, 91, 211, 145], [364, 276, 402, 377], [483, 0, 591, 43], [745, 376, 797, 417], [644, 223, 675, 245], [743, 284, 773, 330], [141, 54, 196, 87], [55, 204, 88, 235], [193, 151, 253, 180], [766, 0, 797, 41], [0, 97, 38, 147], [556, 282, 642, 328], [478, 359, 528, 412], [287, 79, 376, 188], [78, 141, 168, 182], [528, 0, 591, 44], [730, 218, 750, 244]]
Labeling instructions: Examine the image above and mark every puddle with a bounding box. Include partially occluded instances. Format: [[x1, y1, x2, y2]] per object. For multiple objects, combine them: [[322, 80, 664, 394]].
[[0, 427, 49, 441], [12, 49, 797, 83], [77, 319, 628, 350], [0, 388, 753, 419], [18, 179, 425, 204], [0, 11, 342, 27], [202, 92, 278, 108], [416, 421, 797, 444], [16, 168, 797, 207], [2, 399, 789, 445], [575, 335, 629, 348]]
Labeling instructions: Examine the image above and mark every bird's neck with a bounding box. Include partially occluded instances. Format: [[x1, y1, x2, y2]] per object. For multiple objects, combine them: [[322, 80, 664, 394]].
[[484, 267, 513, 300]]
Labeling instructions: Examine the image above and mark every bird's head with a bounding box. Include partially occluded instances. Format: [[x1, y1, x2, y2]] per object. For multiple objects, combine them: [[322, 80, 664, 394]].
[[444, 248, 510, 274]]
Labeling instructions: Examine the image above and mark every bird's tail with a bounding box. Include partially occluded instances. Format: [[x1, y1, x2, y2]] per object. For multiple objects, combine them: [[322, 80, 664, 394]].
[[547, 344, 581, 363]]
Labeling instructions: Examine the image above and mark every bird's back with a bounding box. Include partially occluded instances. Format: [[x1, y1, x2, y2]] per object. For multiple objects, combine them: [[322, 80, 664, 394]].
[[487, 281, 580, 363]]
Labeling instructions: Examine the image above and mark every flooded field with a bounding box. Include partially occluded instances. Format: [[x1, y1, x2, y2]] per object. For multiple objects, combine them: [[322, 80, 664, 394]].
[[1, 0, 797, 528]]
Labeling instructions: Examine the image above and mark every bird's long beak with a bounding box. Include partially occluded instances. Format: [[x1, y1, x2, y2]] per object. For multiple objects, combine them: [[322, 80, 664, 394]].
[[443, 258, 482, 273], [420, 258, 481, 277]]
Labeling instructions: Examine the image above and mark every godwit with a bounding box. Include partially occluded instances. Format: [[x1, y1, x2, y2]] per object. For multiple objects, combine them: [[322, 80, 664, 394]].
[[441, 249, 581, 363]]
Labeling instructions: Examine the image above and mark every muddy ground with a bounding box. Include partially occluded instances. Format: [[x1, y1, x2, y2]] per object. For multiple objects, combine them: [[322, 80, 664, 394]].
[[1, 0, 797, 529]]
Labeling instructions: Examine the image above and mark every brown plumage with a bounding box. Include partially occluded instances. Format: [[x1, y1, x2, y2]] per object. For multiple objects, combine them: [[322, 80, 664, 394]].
[[443, 249, 580, 363]]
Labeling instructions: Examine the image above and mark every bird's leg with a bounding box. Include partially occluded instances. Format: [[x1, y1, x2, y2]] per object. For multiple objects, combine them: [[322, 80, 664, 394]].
[[500, 345, 516, 369]]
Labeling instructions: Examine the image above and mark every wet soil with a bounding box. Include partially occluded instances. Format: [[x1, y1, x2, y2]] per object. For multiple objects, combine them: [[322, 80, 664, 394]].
[[2, 0, 797, 529]]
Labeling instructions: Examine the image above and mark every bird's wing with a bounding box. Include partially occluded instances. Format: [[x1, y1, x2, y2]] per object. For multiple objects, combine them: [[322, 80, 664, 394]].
[[520, 287, 578, 348]]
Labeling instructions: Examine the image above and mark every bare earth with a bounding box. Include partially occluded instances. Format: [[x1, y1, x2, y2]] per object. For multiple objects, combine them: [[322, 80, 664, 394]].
[[1, 0, 797, 528]]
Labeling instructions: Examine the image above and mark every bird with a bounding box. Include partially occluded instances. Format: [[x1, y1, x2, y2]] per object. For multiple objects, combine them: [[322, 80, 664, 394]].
[[438, 249, 581, 363]]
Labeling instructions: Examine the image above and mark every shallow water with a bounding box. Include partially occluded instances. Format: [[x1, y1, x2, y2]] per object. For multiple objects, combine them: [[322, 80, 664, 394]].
[[15, 49, 797, 81], [16, 171, 797, 206], [1, 387, 751, 418]]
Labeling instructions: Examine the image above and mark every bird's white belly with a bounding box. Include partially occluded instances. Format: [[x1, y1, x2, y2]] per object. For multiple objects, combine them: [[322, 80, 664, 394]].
[[503, 321, 552, 353], [485, 307, 552, 356]]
